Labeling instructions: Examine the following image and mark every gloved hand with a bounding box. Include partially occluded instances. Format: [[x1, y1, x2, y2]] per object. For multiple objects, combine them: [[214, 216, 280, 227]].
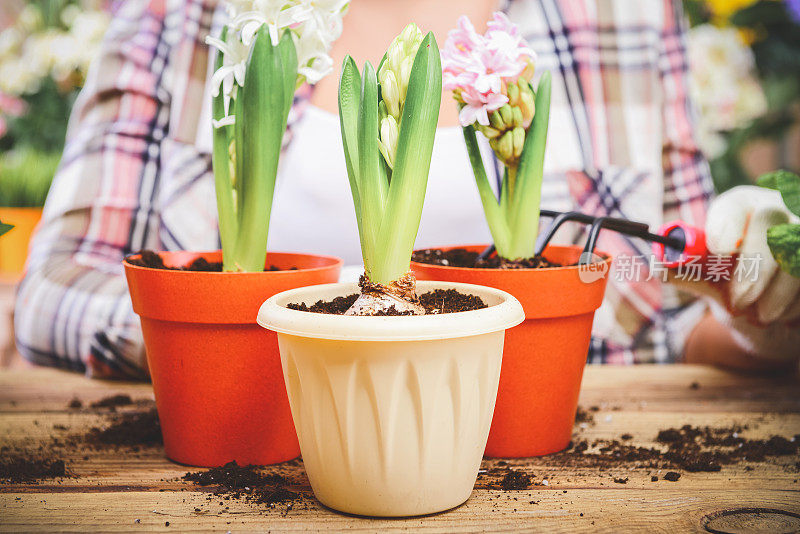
[[670, 185, 800, 362], [706, 185, 800, 324]]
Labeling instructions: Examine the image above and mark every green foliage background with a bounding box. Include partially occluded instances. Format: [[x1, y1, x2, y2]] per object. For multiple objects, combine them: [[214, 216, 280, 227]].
[[0, 1, 89, 207]]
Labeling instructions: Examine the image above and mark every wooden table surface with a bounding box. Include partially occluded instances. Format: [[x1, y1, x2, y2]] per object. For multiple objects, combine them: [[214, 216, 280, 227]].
[[1, 364, 799, 533]]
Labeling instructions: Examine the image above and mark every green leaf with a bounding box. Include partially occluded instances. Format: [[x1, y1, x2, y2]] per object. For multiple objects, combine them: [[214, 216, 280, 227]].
[[462, 124, 511, 254], [338, 56, 367, 258], [356, 60, 385, 274], [758, 170, 800, 217], [373, 32, 441, 284], [376, 51, 389, 75], [278, 30, 298, 131], [233, 80, 246, 228], [507, 71, 551, 259], [766, 223, 800, 278], [210, 26, 238, 271], [233, 25, 288, 272], [0, 222, 13, 237]]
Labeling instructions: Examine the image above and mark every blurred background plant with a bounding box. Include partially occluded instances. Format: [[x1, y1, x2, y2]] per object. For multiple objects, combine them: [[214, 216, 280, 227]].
[[684, 0, 800, 192], [0, 0, 111, 207]]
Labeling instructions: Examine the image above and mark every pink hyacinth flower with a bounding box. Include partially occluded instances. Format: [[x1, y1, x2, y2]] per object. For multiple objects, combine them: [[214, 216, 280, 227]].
[[458, 85, 509, 127], [442, 12, 537, 127]]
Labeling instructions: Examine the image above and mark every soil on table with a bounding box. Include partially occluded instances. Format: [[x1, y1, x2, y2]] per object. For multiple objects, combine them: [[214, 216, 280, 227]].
[[412, 248, 566, 269], [1, 396, 163, 484], [501, 470, 532, 490], [183, 461, 300, 505], [89, 394, 133, 410], [0, 456, 67, 483], [53, 397, 163, 450], [85, 407, 162, 448], [484, 411, 800, 492], [126, 250, 295, 272], [287, 288, 487, 315]]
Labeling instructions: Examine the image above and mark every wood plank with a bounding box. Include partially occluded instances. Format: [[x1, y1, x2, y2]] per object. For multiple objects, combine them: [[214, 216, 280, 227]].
[[2, 489, 800, 533], [1, 365, 799, 532]]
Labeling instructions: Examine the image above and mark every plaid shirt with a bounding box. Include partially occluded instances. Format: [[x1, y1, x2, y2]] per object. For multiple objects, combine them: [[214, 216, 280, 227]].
[[15, 0, 713, 378]]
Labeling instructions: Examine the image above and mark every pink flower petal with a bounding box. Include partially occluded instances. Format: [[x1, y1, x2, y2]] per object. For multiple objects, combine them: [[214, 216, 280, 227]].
[[442, 11, 535, 127]]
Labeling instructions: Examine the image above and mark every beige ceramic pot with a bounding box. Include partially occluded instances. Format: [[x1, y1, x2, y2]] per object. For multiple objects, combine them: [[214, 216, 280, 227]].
[[257, 280, 524, 517]]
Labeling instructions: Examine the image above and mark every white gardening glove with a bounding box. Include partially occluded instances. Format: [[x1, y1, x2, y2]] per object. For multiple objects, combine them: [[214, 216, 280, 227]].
[[706, 186, 800, 324], [677, 185, 800, 362]]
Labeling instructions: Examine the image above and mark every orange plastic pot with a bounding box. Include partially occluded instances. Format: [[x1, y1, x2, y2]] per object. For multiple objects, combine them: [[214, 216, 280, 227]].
[[124, 250, 342, 467], [411, 245, 611, 457], [0, 207, 42, 282]]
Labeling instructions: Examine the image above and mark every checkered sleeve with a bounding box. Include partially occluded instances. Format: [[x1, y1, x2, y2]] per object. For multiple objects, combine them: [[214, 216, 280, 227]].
[[14, 0, 176, 379], [657, 0, 714, 359]]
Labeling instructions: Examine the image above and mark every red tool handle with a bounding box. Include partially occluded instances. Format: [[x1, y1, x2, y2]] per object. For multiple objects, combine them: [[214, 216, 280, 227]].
[[652, 221, 709, 268]]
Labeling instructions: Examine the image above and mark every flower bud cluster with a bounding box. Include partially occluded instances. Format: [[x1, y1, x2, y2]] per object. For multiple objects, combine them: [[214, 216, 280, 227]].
[[377, 23, 423, 169], [475, 78, 535, 166]]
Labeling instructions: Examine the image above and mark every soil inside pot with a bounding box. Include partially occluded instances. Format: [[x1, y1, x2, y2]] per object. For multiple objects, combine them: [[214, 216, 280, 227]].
[[126, 250, 296, 272], [286, 288, 487, 315], [412, 247, 567, 269]]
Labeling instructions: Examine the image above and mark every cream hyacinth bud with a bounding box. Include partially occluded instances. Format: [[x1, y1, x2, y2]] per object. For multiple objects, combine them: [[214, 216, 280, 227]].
[[379, 69, 400, 119], [378, 114, 399, 169], [378, 22, 424, 122], [517, 81, 535, 126]]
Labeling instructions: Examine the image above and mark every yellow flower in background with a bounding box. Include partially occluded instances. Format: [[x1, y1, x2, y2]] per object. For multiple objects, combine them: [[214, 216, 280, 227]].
[[706, 0, 759, 22]]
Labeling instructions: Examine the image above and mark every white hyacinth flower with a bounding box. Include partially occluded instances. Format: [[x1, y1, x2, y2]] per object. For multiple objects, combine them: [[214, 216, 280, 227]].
[[205, 31, 248, 120], [233, 2, 314, 46], [207, 0, 348, 126], [293, 17, 334, 84]]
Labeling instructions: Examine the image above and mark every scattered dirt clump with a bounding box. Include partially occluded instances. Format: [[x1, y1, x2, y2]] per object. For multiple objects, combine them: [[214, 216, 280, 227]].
[[86, 408, 162, 447], [183, 461, 285, 491], [500, 470, 532, 490], [663, 471, 681, 482], [0, 456, 66, 483], [183, 461, 300, 505], [574, 406, 596, 426], [478, 413, 800, 490], [655, 424, 798, 471], [548, 422, 798, 477], [90, 394, 133, 410]]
